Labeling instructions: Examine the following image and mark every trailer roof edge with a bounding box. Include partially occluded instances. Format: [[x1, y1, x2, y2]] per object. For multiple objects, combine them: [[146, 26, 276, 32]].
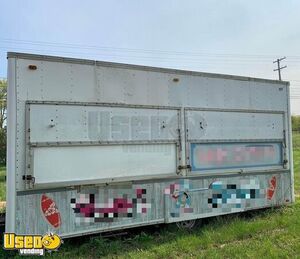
[[7, 52, 289, 85]]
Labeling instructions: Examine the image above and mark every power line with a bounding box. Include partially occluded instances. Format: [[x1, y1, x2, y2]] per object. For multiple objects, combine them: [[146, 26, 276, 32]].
[[1, 38, 300, 85], [1, 39, 300, 71], [2, 37, 300, 60], [0, 46, 288, 68], [1, 46, 300, 76], [0, 45, 279, 63], [0, 38, 278, 57], [273, 57, 287, 81]]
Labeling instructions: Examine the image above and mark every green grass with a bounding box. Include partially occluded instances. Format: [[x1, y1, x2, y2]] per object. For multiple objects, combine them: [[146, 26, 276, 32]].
[[50, 201, 300, 259], [1, 133, 300, 258], [293, 132, 300, 149]]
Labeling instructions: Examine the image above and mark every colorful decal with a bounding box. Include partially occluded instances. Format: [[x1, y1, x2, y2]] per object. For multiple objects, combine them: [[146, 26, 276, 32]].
[[40, 194, 61, 229], [267, 176, 277, 200], [70, 188, 151, 224], [165, 179, 194, 217], [208, 179, 265, 211]]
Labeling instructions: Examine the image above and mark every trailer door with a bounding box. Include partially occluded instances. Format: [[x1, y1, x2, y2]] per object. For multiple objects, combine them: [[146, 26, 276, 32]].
[[25, 102, 181, 188], [184, 108, 286, 174]]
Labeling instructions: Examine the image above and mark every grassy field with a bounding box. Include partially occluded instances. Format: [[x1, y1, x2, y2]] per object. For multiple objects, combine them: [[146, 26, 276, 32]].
[[1, 134, 300, 258], [293, 132, 300, 149]]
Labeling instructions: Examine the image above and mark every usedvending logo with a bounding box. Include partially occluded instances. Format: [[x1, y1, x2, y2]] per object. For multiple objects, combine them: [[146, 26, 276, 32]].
[[3, 232, 62, 256]]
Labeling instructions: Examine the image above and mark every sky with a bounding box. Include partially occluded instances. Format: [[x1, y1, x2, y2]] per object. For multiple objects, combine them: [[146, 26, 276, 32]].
[[0, 0, 300, 114]]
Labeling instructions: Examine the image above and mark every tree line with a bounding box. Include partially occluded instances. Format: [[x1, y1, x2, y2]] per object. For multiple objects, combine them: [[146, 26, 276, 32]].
[[0, 79, 6, 165]]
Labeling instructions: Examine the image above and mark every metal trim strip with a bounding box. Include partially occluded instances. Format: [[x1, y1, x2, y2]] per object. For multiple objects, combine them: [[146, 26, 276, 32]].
[[7, 52, 289, 86]]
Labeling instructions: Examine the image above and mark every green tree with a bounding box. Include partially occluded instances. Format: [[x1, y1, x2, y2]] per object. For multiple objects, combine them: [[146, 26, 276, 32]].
[[0, 79, 6, 165], [0, 80, 7, 129]]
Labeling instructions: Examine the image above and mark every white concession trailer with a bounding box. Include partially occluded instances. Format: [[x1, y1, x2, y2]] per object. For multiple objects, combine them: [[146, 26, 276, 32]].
[[6, 52, 294, 237]]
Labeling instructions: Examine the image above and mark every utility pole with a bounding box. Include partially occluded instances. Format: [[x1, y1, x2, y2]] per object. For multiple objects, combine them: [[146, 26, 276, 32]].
[[273, 57, 287, 81]]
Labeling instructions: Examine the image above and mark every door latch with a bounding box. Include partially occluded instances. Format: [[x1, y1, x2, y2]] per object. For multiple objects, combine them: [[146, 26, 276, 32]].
[[22, 175, 35, 188], [178, 165, 191, 170]]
